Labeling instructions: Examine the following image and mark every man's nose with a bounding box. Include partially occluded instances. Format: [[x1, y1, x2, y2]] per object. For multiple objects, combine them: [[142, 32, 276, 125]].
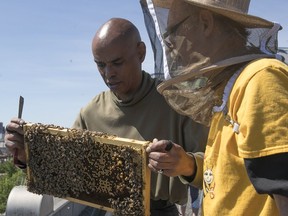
[[104, 65, 116, 79]]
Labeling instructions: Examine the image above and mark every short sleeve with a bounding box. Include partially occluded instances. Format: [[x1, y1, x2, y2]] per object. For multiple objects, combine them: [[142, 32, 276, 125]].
[[235, 61, 288, 158]]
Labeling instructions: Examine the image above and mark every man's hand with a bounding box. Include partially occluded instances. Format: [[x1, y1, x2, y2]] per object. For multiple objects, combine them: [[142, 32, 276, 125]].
[[146, 138, 196, 177], [5, 117, 26, 163]]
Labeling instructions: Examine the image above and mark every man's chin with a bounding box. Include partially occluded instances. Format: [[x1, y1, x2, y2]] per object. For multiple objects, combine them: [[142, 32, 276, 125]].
[[110, 89, 121, 98]]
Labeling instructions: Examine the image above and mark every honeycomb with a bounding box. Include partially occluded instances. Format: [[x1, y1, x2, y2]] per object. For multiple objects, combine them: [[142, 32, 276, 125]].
[[23, 123, 151, 216]]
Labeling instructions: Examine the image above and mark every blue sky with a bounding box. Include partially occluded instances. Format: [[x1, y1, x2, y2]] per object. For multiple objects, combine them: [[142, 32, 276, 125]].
[[1, 0, 287, 127]]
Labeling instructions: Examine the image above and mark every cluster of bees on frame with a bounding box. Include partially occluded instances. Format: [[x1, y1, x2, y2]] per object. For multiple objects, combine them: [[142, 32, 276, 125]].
[[24, 123, 145, 215]]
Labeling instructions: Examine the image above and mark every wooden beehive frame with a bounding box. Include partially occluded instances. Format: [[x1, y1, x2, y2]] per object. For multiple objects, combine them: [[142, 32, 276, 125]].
[[23, 123, 151, 216]]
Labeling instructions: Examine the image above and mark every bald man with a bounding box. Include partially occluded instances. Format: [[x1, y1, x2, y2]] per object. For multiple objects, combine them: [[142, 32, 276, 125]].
[[5, 18, 208, 216]]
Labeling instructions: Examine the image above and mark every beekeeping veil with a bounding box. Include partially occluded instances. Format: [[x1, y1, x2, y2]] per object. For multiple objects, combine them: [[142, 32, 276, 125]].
[[140, 0, 286, 126]]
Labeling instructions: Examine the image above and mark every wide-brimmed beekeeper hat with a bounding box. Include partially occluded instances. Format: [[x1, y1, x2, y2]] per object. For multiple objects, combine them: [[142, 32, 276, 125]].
[[182, 0, 273, 28], [140, 0, 282, 81], [140, 0, 285, 126]]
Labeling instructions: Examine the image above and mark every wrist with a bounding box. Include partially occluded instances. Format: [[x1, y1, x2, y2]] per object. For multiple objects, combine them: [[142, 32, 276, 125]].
[[182, 153, 197, 181]]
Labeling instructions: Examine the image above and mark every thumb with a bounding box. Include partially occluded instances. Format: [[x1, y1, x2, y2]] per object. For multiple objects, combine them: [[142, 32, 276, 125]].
[[146, 138, 159, 153], [152, 138, 158, 143]]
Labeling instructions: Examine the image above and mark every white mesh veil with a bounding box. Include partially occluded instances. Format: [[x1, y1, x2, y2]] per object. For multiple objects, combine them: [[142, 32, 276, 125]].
[[140, 0, 287, 126]]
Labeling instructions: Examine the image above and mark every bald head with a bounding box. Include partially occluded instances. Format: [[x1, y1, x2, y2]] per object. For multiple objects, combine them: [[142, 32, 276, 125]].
[[92, 18, 141, 53]]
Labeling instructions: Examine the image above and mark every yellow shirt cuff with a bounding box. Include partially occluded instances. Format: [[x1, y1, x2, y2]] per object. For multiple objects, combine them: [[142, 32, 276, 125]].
[[179, 152, 203, 189]]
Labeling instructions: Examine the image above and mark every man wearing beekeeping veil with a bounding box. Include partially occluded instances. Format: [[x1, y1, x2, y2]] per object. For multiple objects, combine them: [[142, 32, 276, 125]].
[[142, 0, 288, 215]]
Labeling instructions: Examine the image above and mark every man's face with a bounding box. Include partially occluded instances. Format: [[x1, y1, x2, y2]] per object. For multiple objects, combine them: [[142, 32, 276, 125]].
[[93, 38, 143, 100], [164, 1, 206, 75]]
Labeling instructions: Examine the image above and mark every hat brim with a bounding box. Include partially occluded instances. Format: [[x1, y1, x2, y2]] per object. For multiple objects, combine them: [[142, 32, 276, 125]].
[[184, 0, 273, 28], [149, 0, 273, 28]]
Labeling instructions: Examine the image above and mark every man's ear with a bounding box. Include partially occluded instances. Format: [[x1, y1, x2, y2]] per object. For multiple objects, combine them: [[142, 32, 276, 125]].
[[199, 10, 214, 37], [137, 42, 146, 63]]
